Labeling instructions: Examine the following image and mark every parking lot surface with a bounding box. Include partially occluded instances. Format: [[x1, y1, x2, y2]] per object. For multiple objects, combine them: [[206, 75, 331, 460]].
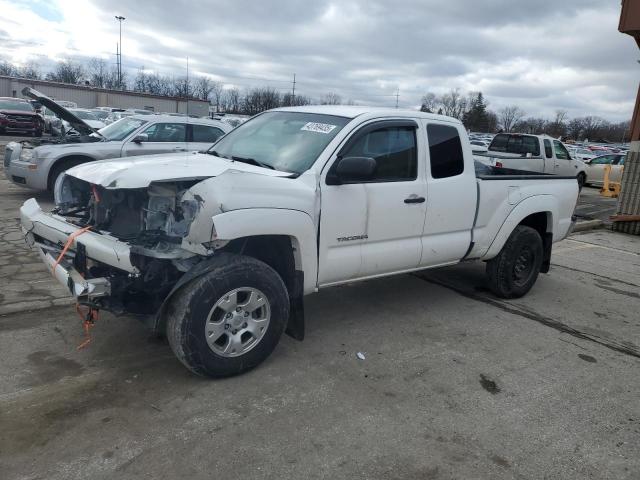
[[1, 136, 639, 479]]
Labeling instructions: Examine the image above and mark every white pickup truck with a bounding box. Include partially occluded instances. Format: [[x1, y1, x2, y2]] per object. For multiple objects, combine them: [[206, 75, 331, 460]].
[[20, 106, 579, 377], [474, 133, 587, 188]]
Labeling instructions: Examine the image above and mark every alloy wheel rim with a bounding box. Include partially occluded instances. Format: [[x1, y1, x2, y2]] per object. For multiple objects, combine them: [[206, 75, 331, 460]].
[[204, 287, 271, 357]]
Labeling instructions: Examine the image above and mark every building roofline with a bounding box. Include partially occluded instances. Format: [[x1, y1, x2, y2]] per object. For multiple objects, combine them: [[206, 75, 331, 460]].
[[0, 74, 209, 104]]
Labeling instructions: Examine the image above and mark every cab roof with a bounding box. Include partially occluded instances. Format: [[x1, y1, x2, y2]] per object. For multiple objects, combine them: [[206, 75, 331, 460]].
[[272, 105, 462, 123]]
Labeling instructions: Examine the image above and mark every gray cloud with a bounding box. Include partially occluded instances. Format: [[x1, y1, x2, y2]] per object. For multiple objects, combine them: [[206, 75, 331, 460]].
[[10, 0, 640, 120]]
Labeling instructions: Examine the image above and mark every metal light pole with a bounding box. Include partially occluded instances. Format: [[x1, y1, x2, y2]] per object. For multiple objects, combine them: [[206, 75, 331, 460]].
[[115, 15, 125, 89]]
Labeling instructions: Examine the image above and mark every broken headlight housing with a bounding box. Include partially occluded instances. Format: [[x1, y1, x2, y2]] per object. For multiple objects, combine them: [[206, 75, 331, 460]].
[[144, 183, 200, 238]]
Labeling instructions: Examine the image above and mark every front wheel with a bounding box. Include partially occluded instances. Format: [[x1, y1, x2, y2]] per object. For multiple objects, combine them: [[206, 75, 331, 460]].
[[166, 253, 290, 378], [485, 225, 543, 299]]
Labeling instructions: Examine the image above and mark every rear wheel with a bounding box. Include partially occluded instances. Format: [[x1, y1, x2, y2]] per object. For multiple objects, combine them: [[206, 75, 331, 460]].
[[486, 225, 543, 299], [166, 254, 289, 378]]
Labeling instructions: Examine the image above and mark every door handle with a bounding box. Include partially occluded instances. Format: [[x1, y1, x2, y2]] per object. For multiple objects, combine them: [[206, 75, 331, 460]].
[[404, 196, 425, 204]]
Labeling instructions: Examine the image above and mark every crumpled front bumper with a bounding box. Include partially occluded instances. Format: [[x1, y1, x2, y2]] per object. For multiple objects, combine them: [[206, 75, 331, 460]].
[[20, 198, 138, 300]]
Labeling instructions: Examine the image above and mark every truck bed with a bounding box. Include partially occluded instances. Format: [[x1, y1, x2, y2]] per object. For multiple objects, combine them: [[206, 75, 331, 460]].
[[468, 163, 579, 260]]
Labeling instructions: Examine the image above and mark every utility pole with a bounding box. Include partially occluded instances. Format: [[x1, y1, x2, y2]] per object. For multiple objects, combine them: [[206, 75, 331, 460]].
[[292, 73, 296, 104], [395, 88, 400, 109], [115, 15, 125, 89]]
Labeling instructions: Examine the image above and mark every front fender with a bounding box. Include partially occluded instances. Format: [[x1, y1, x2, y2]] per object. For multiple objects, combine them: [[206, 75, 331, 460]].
[[483, 195, 558, 260], [211, 208, 318, 294]]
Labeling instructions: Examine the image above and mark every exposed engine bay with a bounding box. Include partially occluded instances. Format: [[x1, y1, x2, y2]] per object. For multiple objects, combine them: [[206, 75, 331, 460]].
[[46, 174, 210, 317], [55, 175, 203, 250]]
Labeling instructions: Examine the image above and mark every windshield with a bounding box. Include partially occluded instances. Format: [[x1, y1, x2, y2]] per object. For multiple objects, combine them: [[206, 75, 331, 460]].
[[98, 117, 147, 141], [0, 99, 34, 112], [208, 111, 350, 173]]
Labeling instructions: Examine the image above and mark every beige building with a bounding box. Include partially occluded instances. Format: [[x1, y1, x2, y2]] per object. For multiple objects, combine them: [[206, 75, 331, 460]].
[[0, 75, 209, 117]]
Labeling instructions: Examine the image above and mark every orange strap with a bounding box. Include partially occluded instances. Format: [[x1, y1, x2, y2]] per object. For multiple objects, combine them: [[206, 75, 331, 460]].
[[91, 184, 101, 203], [76, 303, 99, 350], [51, 225, 93, 275]]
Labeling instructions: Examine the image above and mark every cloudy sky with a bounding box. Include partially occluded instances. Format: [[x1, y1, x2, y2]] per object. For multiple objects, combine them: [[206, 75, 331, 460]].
[[0, 0, 638, 120]]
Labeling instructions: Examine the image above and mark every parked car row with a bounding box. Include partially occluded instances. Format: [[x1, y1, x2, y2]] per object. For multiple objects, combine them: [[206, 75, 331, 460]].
[[4, 88, 232, 191], [0, 92, 220, 138]]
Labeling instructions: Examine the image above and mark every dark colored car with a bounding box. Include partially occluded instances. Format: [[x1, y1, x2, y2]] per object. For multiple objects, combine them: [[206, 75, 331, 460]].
[[0, 97, 44, 136]]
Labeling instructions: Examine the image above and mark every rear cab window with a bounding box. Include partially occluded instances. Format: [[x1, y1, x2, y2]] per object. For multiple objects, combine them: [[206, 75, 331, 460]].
[[489, 134, 540, 157], [427, 123, 465, 179]]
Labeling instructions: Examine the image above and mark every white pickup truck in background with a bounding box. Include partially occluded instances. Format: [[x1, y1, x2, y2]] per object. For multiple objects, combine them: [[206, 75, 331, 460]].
[[474, 133, 587, 188], [20, 106, 579, 377]]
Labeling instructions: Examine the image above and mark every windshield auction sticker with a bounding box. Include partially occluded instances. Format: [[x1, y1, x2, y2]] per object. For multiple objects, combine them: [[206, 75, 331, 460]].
[[301, 122, 337, 134]]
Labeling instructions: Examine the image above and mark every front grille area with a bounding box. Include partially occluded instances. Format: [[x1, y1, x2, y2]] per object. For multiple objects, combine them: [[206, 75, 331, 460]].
[[7, 114, 36, 123]]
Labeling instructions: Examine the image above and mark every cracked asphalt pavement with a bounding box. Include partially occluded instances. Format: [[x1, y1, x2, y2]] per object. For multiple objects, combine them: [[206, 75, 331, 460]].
[[1, 136, 639, 479]]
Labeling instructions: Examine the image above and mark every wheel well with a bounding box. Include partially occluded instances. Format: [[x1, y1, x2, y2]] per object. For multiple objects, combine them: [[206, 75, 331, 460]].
[[48, 155, 93, 189], [518, 212, 552, 273], [221, 235, 305, 340]]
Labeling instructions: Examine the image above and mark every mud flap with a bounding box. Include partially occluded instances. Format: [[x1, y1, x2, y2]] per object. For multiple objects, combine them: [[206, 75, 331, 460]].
[[285, 271, 305, 341]]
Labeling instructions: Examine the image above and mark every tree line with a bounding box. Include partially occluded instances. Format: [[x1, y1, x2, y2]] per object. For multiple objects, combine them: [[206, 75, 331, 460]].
[[420, 89, 631, 143], [0, 58, 630, 141]]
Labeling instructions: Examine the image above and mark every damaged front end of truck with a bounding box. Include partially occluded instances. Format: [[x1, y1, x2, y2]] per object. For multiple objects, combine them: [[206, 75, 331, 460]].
[[21, 172, 223, 329]]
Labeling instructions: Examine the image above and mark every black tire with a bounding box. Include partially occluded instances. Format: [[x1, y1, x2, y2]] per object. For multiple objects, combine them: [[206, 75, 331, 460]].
[[486, 225, 543, 299], [577, 172, 586, 190], [166, 253, 289, 378], [47, 158, 86, 191]]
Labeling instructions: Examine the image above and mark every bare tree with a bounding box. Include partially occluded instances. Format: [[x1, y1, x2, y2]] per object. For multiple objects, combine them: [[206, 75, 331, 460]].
[[210, 81, 224, 112], [173, 76, 191, 98], [193, 76, 213, 101], [498, 105, 525, 132], [486, 111, 499, 133], [46, 59, 85, 84], [439, 89, 467, 120], [321, 92, 342, 105], [580, 116, 606, 141], [223, 87, 241, 113], [420, 92, 438, 112], [566, 118, 584, 140], [133, 67, 150, 92], [547, 109, 568, 138], [87, 58, 110, 87], [517, 117, 547, 134], [18, 60, 40, 79], [281, 92, 312, 107], [0, 60, 17, 76]]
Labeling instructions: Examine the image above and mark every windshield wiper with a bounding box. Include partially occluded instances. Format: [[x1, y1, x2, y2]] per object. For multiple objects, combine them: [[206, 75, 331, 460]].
[[231, 155, 275, 170], [206, 150, 229, 159]]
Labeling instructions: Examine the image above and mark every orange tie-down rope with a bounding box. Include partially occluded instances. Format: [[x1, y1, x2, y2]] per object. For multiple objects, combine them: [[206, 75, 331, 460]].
[[76, 303, 100, 350], [51, 225, 93, 275], [50, 225, 99, 349]]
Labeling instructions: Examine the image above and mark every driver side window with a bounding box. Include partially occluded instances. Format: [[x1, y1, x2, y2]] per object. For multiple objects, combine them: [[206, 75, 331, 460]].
[[553, 141, 570, 160], [141, 123, 186, 142], [340, 126, 417, 182]]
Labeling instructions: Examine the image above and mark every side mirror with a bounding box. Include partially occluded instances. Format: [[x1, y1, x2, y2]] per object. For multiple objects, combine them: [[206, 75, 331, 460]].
[[328, 156, 376, 184], [133, 133, 148, 144]]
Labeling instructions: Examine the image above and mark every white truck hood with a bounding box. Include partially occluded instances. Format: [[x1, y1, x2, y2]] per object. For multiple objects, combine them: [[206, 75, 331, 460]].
[[65, 152, 292, 189]]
